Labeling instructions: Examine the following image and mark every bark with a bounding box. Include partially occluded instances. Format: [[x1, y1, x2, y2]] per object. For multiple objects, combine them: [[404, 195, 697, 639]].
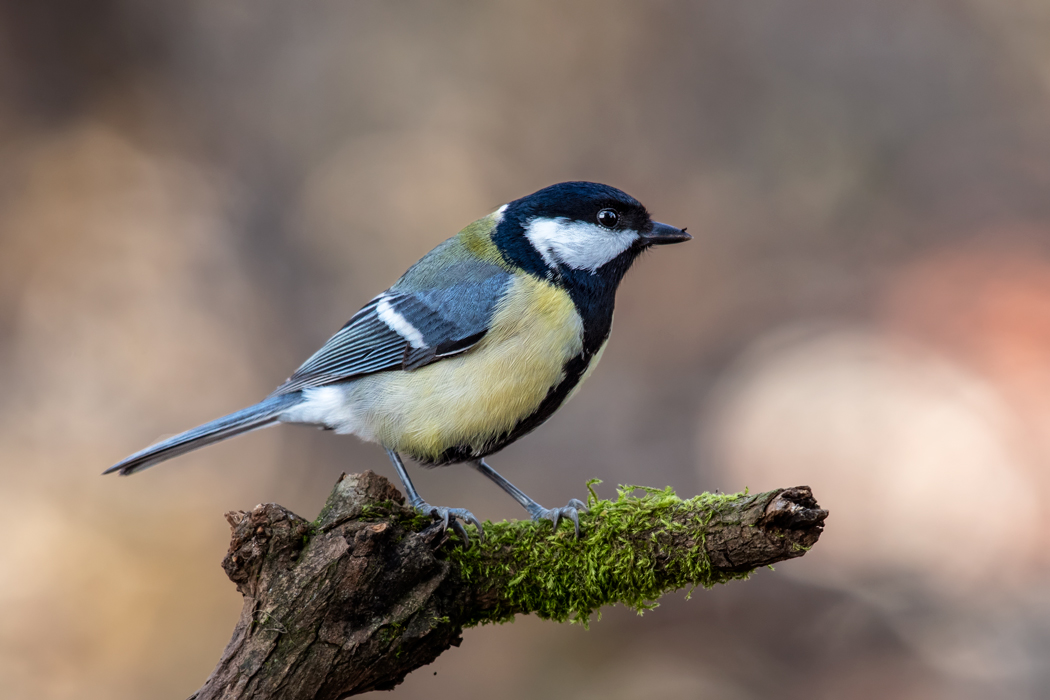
[[190, 472, 827, 700]]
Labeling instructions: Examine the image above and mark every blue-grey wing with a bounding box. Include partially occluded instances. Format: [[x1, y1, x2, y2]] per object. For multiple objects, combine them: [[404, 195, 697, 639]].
[[271, 267, 510, 395]]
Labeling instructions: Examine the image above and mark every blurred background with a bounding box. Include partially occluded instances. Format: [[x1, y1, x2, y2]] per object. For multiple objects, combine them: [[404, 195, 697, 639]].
[[2, 1, 1050, 698]]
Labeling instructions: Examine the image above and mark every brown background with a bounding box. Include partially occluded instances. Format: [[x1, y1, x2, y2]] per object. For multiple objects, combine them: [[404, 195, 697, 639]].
[[2, 2, 1050, 699]]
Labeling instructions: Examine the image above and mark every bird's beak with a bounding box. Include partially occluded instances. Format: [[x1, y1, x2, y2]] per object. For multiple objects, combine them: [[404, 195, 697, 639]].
[[640, 221, 692, 246]]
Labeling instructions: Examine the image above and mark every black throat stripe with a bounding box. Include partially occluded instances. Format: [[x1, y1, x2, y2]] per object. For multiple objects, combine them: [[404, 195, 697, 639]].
[[421, 250, 631, 466]]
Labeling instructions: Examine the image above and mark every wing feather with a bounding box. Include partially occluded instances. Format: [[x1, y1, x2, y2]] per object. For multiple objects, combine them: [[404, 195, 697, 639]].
[[271, 270, 510, 395]]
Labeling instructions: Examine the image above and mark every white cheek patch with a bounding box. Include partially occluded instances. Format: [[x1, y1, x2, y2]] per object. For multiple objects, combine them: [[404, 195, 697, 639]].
[[524, 217, 638, 272], [377, 295, 427, 348]]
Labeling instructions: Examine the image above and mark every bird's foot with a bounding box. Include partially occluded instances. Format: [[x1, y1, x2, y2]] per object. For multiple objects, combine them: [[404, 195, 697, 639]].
[[528, 498, 587, 538], [412, 502, 484, 546]]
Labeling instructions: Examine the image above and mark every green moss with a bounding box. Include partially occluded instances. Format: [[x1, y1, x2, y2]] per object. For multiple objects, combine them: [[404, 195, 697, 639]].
[[378, 620, 405, 643], [449, 481, 754, 627], [313, 498, 433, 532], [358, 500, 432, 530], [313, 500, 336, 528]]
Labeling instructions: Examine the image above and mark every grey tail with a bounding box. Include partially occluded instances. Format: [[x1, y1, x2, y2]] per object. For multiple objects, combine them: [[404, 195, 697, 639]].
[[104, 393, 302, 476]]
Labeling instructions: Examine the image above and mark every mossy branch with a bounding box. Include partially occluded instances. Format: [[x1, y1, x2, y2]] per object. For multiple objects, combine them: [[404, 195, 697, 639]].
[[190, 471, 827, 700]]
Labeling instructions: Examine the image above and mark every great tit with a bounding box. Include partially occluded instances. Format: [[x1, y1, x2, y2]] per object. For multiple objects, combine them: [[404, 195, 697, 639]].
[[106, 181, 691, 541]]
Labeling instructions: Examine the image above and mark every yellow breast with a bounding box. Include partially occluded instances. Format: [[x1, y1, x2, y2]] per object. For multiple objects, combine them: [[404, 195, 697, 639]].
[[348, 273, 584, 461]]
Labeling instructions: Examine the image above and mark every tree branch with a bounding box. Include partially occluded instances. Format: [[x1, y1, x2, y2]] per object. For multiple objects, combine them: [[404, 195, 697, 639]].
[[190, 472, 827, 700]]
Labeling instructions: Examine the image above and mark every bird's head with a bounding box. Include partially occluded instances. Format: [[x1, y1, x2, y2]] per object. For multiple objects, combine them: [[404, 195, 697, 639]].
[[491, 182, 690, 288]]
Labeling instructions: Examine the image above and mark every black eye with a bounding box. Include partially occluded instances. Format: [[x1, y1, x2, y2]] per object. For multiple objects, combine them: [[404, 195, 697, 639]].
[[597, 208, 619, 228]]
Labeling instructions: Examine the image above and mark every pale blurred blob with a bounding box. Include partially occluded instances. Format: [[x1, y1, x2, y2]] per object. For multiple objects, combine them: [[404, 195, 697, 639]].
[[1, 125, 262, 469], [0, 124, 278, 699], [883, 237, 1050, 550], [701, 238, 1050, 690], [703, 325, 1039, 589], [0, 494, 230, 700]]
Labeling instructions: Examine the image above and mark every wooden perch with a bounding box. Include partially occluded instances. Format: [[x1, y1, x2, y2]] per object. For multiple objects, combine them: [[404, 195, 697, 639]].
[[190, 472, 827, 700]]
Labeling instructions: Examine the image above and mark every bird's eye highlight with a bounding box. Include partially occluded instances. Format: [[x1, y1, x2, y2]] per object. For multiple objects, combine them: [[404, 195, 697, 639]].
[[597, 208, 619, 228]]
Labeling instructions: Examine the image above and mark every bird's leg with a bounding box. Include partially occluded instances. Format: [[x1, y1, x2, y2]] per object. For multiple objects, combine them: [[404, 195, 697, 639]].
[[385, 449, 482, 544], [471, 459, 586, 537]]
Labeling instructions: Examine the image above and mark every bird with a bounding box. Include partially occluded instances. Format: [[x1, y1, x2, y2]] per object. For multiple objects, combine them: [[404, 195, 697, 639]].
[[105, 181, 691, 543]]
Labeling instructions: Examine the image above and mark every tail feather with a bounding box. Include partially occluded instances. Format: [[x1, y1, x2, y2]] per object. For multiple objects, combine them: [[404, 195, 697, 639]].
[[104, 393, 302, 476]]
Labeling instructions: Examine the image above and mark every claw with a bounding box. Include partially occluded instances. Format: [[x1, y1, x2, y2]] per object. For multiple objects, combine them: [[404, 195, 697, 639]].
[[450, 519, 470, 547], [531, 499, 588, 538], [413, 502, 484, 546], [464, 511, 484, 537]]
